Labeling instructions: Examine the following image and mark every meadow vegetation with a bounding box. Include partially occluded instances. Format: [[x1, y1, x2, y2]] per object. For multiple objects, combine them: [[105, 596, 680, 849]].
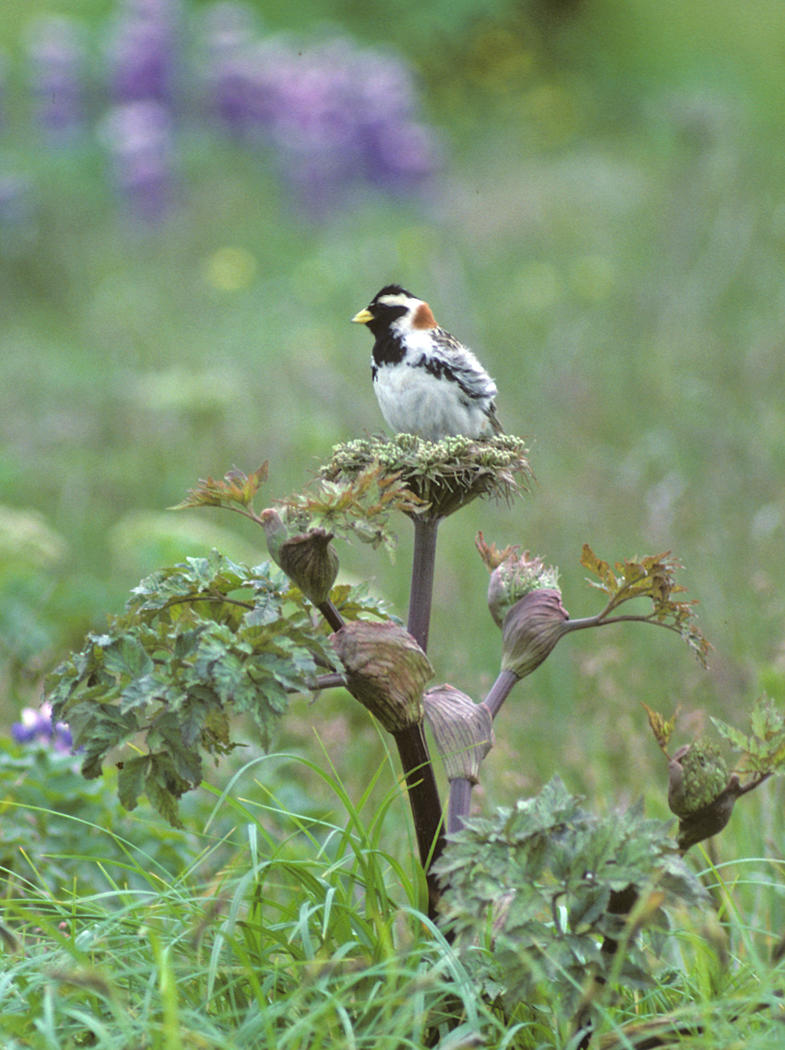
[[2, 1, 785, 1046]]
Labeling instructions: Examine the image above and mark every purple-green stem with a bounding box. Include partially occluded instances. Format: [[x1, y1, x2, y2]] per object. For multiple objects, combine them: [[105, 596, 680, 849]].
[[317, 545, 446, 916], [407, 515, 441, 652], [317, 599, 345, 633], [482, 668, 520, 719], [394, 723, 446, 918], [447, 778, 474, 835], [446, 669, 520, 832]]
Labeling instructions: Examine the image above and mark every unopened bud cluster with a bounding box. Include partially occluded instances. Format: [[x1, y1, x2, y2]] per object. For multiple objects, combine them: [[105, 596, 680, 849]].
[[667, 741, 729, 817], [424, 684, 493, 783], [485, 547, 560, 629], [261, 507, 339, 605], [500, 588, 570, 680], [331, 621, 433, 733]]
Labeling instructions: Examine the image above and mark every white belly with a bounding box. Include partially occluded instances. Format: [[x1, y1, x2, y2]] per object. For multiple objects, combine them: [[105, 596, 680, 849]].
[[373, 363, 493, 441]]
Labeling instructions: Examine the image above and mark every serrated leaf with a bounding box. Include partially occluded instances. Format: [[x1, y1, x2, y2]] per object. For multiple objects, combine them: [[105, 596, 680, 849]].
[[710, 716, 751, 753], [144, 770, 184, 829], [102, 637, 153, 680], [436, 777, 707, 1014], [750, 694, 785, 742], [279, 463, 423, 551], [642, 703, 679, 753], [244, 593, 283, 626], [568, 884, 611, 931], [173, 463, 268, 514], [579, 546, 710, 666], [580, 543, 616, 591], [117, 755, 148, 811]]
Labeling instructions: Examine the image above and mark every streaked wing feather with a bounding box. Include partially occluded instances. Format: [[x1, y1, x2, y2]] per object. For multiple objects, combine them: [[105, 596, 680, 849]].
[[425, 327, 498, 400]]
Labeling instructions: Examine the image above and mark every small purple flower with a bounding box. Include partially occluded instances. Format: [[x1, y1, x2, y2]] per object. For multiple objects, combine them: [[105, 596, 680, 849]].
[[105, 0, 182, 106], [100, 99, 176, 221], [12, 703, 74, 753], [24, 15, 86, 141], [14, 1, 445, 223], [198, 10, 443, 216]]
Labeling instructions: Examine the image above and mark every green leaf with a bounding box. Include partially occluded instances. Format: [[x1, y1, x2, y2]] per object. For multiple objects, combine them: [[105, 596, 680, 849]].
[[568, 883, 611, 931], [710, 716, 750, 753], [173, 463, 268, 514], [102, 636, 153, 680], [45, 552, 348, 825], [117, 755, 148, 811], [580, 546, 710, 666], [712, 694, 785, 774], [750, 695, 784, 742], [144, 768, 185, 828], [436, 777, 706, 1014]]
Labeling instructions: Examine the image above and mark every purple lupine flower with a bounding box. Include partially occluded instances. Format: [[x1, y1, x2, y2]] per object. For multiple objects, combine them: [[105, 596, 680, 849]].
[[100, 99, 175, 221], [198, 4, 442, 216], [12, 702, 74, 753], [24, 15, 86, 141], [15, 1, 443, 223], [363, 118, 442, 191], [351, 49, 443, 191], [259, 40, 363, 215], [105, 0, 182, 106], [200, 2, 260, 135]]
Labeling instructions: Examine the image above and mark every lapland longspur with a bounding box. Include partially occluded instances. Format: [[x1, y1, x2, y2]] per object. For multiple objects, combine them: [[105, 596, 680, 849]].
[[351, 284, 502, 441]]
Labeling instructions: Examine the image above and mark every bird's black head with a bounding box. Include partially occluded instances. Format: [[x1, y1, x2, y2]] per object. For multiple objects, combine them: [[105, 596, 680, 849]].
[[352, 284, 418, 337], [373, 283, 412, 301]]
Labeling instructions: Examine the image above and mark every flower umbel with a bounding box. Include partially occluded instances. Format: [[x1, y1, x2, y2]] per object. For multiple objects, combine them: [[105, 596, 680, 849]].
[[321, 434, 531, 521]]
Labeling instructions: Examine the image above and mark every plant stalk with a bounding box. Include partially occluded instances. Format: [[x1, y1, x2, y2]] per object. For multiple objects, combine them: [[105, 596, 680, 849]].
[[482, 668, 519, 719], [447, 778, 474, 834], [393, 722, 446, 918], [317, 599, 345, 633], [407, 515, 440, 651], [443, 671, 519, 832]]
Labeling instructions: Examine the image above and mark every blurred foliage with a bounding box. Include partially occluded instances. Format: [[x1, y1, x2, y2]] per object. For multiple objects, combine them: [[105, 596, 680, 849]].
[[0, 734, 216, 894]]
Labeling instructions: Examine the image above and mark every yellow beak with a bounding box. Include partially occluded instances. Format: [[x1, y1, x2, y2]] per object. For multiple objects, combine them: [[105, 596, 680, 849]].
[[351, 308, 373, 324]]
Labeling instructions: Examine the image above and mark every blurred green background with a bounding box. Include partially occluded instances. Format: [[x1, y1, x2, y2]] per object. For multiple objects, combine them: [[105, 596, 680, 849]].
[[2, 0, 785, 813]]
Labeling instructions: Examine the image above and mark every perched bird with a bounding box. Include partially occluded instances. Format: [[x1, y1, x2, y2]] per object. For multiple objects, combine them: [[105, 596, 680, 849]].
[[351, 284, 502, 442]]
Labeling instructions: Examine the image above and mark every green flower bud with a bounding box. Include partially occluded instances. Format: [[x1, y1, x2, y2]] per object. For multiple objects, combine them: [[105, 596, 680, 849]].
[[260, 507, 287, 562], [331, 621, 433, 733], [668, 742, 729, 817], [500, 588, 570, 679], [477, 536, 560, 628], [261, 508, 339, 605], [424, 684, 494, 783]]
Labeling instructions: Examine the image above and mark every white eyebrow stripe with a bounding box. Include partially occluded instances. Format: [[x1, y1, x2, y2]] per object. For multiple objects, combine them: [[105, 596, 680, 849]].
[[377, 293, 418, 308]]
